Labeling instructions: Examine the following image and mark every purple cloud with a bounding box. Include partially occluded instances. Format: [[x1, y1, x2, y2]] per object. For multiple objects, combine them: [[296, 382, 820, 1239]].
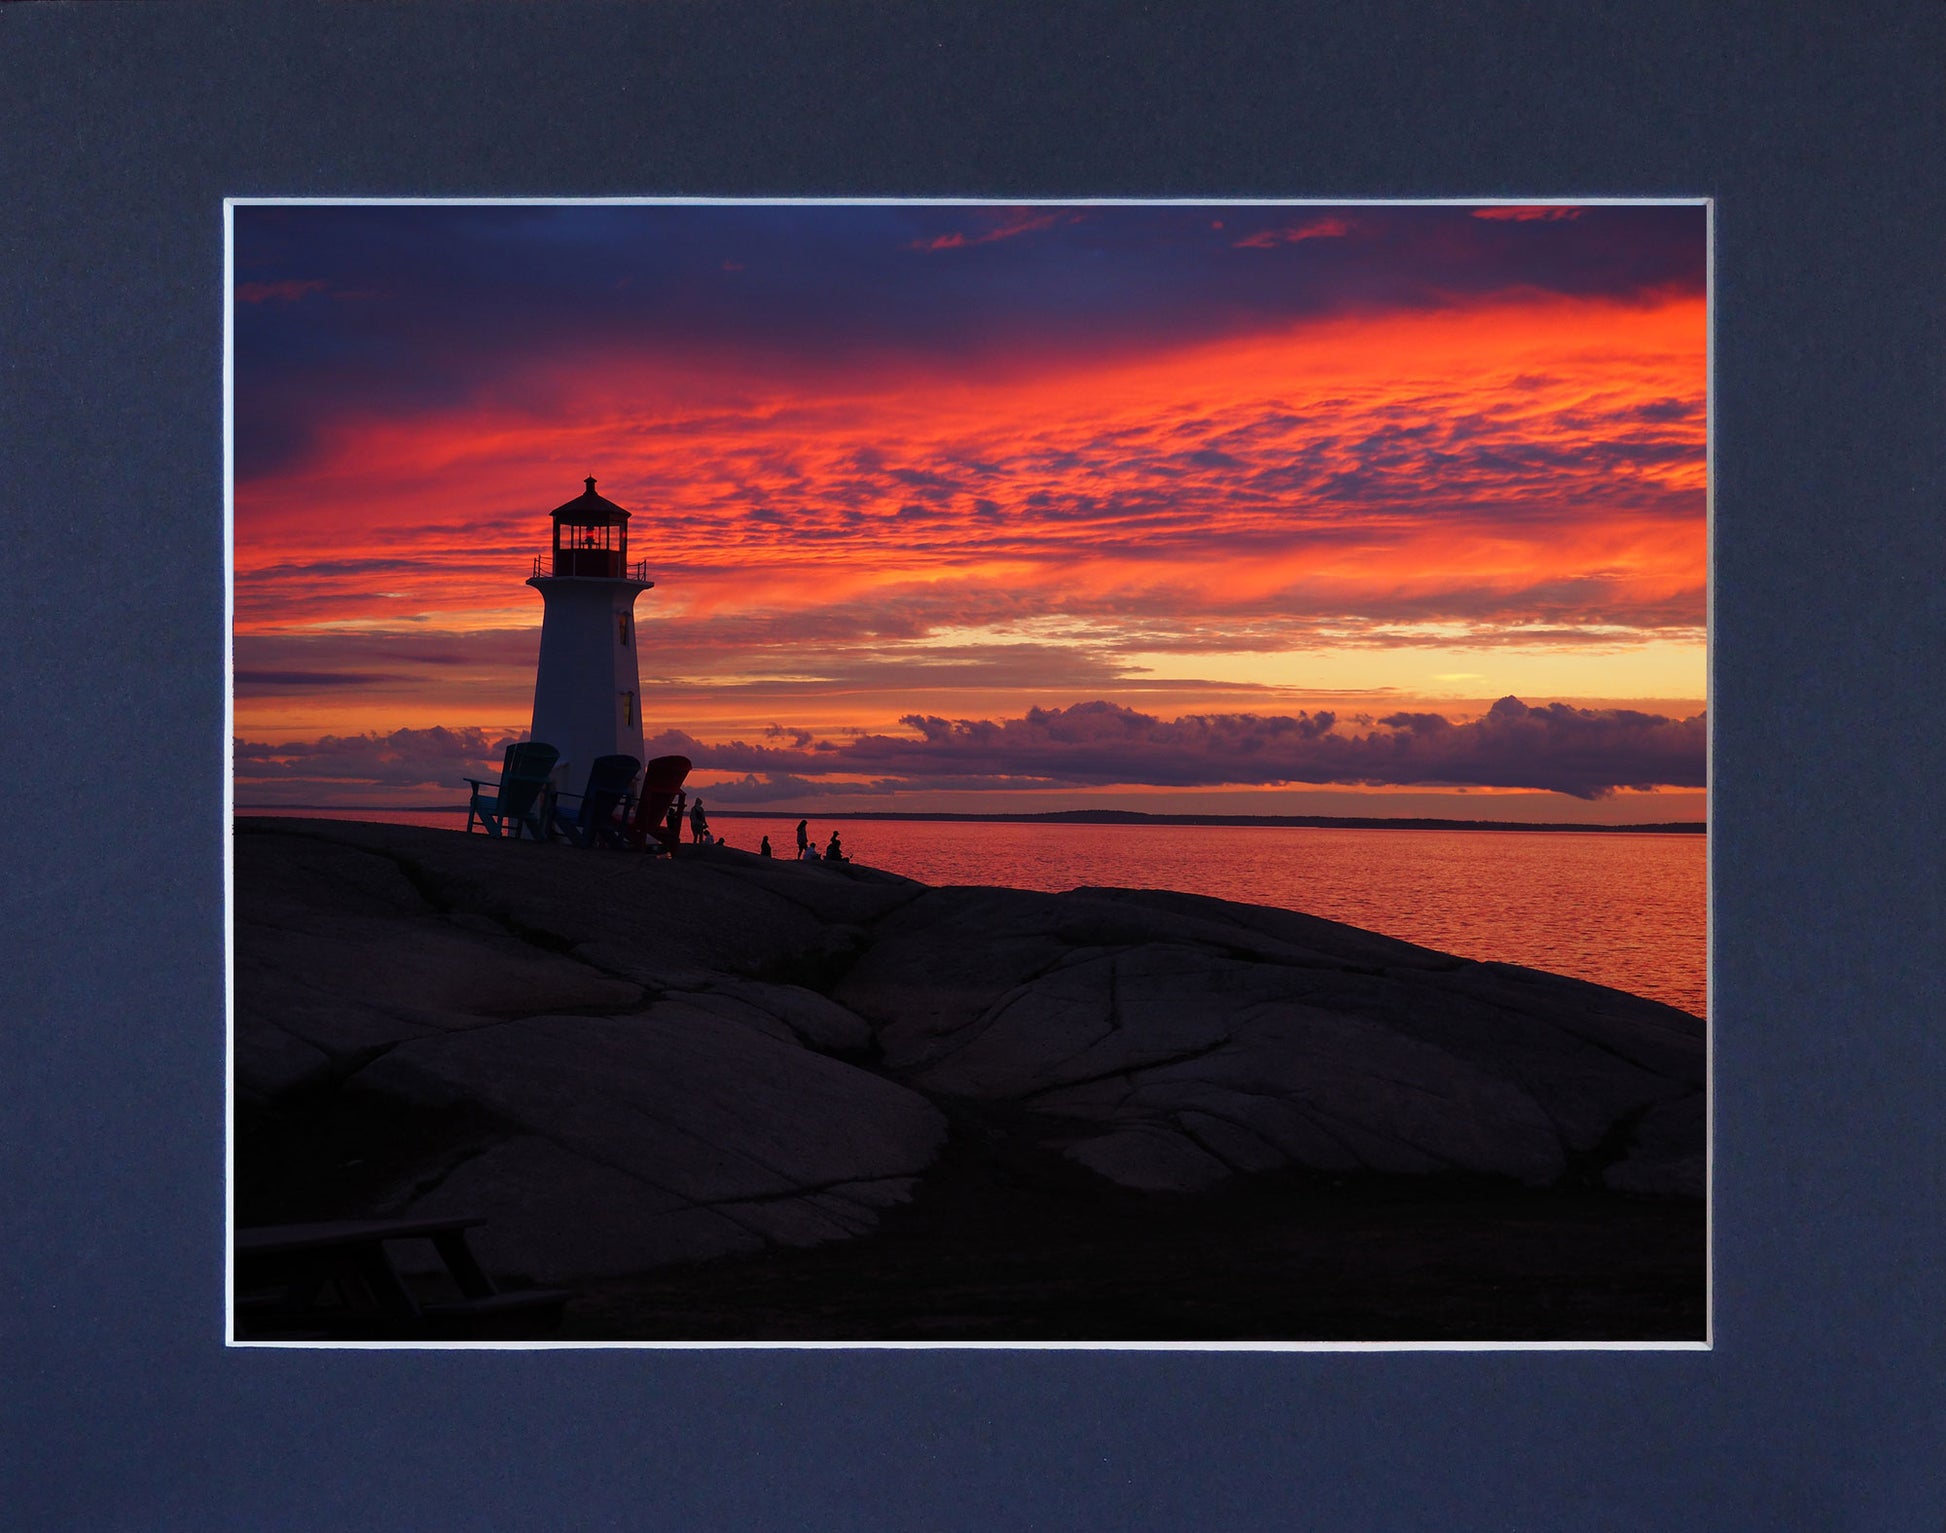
[[649, 696, 1705, 801], [234, 698, 1703, 807], [234, 725, 516, 798]]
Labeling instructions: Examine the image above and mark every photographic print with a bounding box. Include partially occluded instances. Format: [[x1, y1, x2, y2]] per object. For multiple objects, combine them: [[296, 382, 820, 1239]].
[[229, 200, 1708, 1345]]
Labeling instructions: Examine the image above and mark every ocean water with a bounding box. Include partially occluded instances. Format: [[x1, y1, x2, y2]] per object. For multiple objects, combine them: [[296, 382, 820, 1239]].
[[241, 809, 1706, 1017]]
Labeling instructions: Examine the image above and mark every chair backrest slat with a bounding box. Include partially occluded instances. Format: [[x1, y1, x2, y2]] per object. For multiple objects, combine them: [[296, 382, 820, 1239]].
[[499, 742, 561, 819], [628, 754, 693, 847], [554, 754, 641, 846], [578, 754, 640, 822]]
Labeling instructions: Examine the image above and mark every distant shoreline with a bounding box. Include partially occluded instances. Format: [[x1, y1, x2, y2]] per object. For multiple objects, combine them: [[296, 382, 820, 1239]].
[[714, 810, 1708, 834], [235, 805, 1705, 834]]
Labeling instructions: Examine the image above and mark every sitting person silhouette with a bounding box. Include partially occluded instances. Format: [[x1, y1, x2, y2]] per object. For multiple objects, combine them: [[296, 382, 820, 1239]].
[[825, 830, 845, 863], [759, 835, 772, 858]]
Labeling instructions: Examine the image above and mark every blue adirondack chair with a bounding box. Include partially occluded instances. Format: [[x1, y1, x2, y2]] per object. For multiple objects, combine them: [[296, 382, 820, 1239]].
[[549, 754, 642, 848], [464, 741, 560, 839]]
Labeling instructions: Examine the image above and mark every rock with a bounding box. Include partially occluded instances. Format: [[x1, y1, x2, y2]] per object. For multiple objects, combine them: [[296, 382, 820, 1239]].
[[389, 1135, 761, 1283], [232, 1014, 335, 1107], [669, 978, 874, 1053], [830, 888, 1093, 1071], [232, 828, 646, 1100], [1065, 1123, 1234, 1193], [346, 1005, 945, 1282], [835, 884, 1700, 1193], [256, 819, 913, 984], [1070, 884, 1467, 972], [234, 818, 1705, 1289], [1603, 1090, 1706, 1197]]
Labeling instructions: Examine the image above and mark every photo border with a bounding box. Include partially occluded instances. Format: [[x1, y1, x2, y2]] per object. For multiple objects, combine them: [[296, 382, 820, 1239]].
[[11, 3, 1941, 1525], [220, 191, 1720, 1354]]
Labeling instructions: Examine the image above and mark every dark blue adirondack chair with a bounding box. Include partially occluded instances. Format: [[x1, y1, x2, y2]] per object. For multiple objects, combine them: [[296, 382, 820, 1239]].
[[464, 742, 560, 839], [549, 754, 641, 848]]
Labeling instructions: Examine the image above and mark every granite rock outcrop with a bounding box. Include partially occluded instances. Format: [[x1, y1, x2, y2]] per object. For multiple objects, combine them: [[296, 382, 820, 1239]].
[[234, 818, 1705, 1285]]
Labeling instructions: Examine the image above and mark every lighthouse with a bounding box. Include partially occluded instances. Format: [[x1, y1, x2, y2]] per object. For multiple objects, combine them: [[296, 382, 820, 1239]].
[[527, 476, 654, 791]]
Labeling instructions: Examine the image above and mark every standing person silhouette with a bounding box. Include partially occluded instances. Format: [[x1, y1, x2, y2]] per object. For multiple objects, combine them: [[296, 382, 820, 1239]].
[[689, 798, 711, 845], [795, 819, 809, 859]]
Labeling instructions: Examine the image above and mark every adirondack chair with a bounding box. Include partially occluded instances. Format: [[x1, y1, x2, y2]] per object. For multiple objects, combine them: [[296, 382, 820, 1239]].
[[549, 754, 642, 848], [625, 754, 693, 853], [464, 741, 560, 839]]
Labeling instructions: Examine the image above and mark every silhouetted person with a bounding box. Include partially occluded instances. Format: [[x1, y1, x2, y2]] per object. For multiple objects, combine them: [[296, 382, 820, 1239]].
[[795, 819, 809, 858], [690, 798, 710, 845], [759, 835, 772, 858], [825, 830, 844, 863]]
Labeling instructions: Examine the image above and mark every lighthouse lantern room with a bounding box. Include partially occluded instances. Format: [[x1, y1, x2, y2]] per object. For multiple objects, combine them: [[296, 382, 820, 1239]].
[[527, 476, 654, 791]]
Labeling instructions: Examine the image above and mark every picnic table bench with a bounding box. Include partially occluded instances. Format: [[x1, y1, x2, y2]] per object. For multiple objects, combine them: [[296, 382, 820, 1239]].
[[235, 1215, 571, 1340]]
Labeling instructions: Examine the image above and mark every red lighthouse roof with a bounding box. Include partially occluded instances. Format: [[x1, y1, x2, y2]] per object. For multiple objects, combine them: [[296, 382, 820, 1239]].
[[549, 475, 631, 526]]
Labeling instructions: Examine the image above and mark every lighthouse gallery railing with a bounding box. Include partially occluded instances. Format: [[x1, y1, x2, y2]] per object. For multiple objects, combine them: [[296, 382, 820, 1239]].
[[533, 553, 652, 581]]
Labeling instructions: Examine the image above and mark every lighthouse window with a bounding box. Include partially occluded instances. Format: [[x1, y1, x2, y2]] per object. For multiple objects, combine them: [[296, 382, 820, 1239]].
[[618, 614, 630, 646], [621, 691, 636, 726]]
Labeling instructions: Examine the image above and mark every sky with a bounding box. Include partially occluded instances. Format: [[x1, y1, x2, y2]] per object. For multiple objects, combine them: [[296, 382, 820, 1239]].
[[231, 201, 1707, 821]]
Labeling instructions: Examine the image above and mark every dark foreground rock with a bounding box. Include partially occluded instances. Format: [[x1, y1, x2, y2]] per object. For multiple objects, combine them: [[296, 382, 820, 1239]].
[[233, 818, 1706, 1339]]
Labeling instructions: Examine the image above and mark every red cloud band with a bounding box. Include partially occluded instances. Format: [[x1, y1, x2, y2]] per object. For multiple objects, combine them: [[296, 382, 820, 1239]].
[[1471, 206, 1584, 222]]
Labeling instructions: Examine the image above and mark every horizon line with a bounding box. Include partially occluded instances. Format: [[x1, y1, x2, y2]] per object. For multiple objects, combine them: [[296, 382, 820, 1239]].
[[233, 805, 1706, 833]]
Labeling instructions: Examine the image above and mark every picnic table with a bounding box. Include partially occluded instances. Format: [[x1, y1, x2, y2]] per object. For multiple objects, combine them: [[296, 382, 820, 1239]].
[[234, 1215, 571, 1340]]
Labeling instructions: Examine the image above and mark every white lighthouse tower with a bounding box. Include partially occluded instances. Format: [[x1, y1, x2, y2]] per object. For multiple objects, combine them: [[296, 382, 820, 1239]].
[[527, 476, 654, 791]]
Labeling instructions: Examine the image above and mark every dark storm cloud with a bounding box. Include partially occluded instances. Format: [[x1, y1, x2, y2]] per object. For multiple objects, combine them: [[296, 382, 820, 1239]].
[[234, 631, 522, 674], [233, 202, 1705, 479], [1630, 397, 1700, 423], [234, 669, 399, 689], [643, 696, 1705, 800]]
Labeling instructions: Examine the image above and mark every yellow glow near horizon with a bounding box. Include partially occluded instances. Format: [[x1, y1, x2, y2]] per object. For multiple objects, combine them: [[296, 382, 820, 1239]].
[[1114, 640, 1706, 709]]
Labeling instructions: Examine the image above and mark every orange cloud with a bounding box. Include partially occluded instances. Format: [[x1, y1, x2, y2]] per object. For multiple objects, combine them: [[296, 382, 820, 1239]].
[[234, 286, 1705, 773]]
